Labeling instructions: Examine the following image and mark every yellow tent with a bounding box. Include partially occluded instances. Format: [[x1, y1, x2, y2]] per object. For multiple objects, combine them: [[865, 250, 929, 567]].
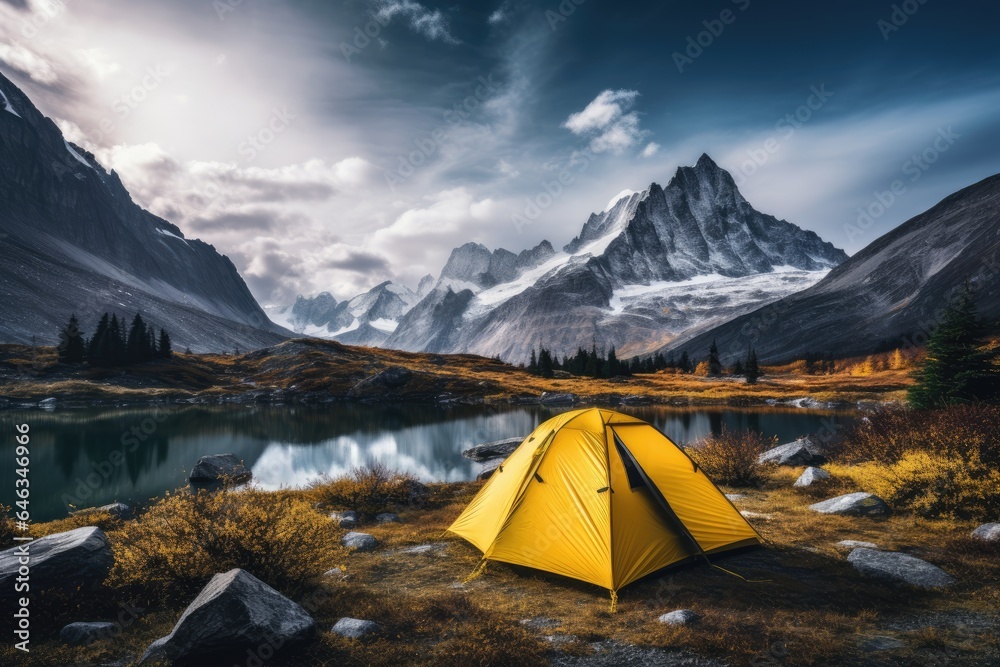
[[448, 408, 762, 608]]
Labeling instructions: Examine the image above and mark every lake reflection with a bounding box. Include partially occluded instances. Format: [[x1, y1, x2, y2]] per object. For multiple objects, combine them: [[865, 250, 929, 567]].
[[0, 404, 849, 522]]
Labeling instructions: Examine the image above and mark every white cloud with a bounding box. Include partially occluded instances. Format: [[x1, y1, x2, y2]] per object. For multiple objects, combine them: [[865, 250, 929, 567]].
[[0, 42, 58, 84], [563, 89, 651, 155], [374, 1, 459, 44], [641, 142, 661, 158], [488, 2, 511, 25]]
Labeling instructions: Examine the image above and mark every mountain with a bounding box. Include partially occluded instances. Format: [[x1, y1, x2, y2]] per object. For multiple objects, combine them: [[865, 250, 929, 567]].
[[0, 71, 288, 352], [665, 173, 1000, 364], [269, 280, 422, 347], [379, 154, 847, 362]]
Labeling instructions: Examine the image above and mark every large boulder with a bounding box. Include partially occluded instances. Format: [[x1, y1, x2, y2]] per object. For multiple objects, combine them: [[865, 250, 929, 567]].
[[342, 532, 379, 552], [794, 467, 831, 487], [70, 502, 134, 520], [972, 523, 1000, 543], [658, 609, 701, 626], [139, 568, 315, 664], [540, 392, 578, 406], [189, 453, 252, 486], [758, 437, 827, 466], [810, 492, 890, 517], [477, 459, 503, 481], [0, 526, 113, 598], [847, 548, 954, 588], [462, 437, 524, 462]]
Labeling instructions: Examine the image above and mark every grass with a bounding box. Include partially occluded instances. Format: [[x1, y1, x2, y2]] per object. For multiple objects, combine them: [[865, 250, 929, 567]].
[[6, 468, 999, 667], [0, 338, 918, 407]]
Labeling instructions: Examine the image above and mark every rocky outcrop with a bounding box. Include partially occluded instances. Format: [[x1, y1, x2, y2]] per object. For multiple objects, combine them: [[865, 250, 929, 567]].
[[330, 511, 360, 529], [462, 437, 524, 462], [972, 523, 1000, 543], [0, 526, 113, 598], [347, 366, 414, 401], [810, 493, 890, 517], [189, 453, 252, 486], [658, 610, 701, 626], [794, 467, 831, 487], [331, 617, 380, 639], [60, 622, 117, 646], [847, 548, 954, 588], [139, 568, 315, 664], [758, 438, 827, 466], [342, 532, 379, 552]]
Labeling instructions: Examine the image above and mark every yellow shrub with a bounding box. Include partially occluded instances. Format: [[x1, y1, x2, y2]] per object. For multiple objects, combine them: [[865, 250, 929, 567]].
[[308, 462, 424, 516], [107, 488, 344, 604], [829, 450, 1000, 520], [0, 504, 12, 547], [689, 427, 776, 488]]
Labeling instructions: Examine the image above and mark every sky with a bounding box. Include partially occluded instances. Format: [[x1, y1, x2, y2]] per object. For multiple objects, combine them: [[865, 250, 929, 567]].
[[1, 0, 999, 305]]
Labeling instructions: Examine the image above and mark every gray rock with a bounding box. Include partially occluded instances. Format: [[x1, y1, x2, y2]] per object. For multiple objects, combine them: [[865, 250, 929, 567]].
[[859, 635, 905, 652], [462, 437, 524, 462], [398, 479, 430, 506], [793, 466, 831, 487], [60, 621, 118, 646], [725, 494, 745, 502], [835, 540, 879, 550], [0, 526, 113, 598], [375, 513, 400, 524], [477, 459, 503, 481], [342, 532, 379, 552], [323, 568, 345, 579], [810, 492, 890, 517], [331, 617, 380, 639], [619, 395, 652, 406], [38, 397, 57, 410], [658, 609, 701, 626], [330, 510, 359, 528], [188, 453, 252, 486], [139, 569, 315, 664], [70, 502, 134, 520], [540, 392, 578, 406], [971, 523, 1000, 543], [396, 543, 447, 556], [847, 548, 954, 588], [758, 438, 826, 466]]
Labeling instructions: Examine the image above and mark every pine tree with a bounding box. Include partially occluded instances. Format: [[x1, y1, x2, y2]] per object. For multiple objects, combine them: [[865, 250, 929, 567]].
[[158, 328, 173, 358], [537, 348, 555, 378], [607, 346, 620, 377], [908, 285, 999, 408], [678, 351, 691, 373], [732, 359, 745, 376], [57, 314, 86, 363], [88, 313, 111, 365], [126, 313, 149, 364], [108, 314, 126, 365], [528, 348, 538, 373], [746, 348, 761, 384], [654, 352, 667, 371], [708, 339, 722, 376]]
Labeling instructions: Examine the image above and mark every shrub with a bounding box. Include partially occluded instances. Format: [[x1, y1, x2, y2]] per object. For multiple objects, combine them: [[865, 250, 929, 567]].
[[688, 427, 776, 487], [107, 488, 343, 604], [308, 462, 423, 516], [0, 504, 12, 547]]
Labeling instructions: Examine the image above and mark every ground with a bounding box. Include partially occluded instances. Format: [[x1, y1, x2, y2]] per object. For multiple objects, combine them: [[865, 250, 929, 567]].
[[0, 339, 916, 407], [4, 470, 998, 667]]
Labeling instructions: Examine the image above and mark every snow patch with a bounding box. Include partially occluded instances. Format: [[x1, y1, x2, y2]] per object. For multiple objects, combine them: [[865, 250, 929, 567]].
[[156, 228, 189, 244], [329, 318, 361, 337], [0, 89, 20, 117], [369, 318, 399, 333], [64, 140, 94, 169], [605, 189, 635, 212]]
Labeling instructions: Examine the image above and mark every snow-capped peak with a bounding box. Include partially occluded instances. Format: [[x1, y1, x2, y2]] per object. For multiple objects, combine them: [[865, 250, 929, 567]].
[[605, 189, 636, 212]]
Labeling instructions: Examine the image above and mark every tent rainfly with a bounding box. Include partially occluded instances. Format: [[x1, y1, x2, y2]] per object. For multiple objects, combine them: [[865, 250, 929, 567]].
[[447, 408, 763, 610]]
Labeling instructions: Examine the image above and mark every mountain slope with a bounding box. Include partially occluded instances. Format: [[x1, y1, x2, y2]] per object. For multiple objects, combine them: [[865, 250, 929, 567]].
[[668, 173, 1000, 363], [383, 155, 847, 362], [0, 71, 288, 352]]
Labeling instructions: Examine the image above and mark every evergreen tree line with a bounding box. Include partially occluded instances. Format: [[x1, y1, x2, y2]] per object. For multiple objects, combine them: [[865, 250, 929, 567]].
[[57, 313, 173, 366]]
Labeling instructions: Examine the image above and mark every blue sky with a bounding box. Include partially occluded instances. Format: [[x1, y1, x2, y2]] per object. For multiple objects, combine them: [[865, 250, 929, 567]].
[[1, 0, 999, 303]]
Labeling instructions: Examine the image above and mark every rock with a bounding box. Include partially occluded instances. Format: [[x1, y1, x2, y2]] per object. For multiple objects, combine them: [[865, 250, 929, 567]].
[[725, 494, 745, 502], [331, 617, 380, 639], [342, 532, 379, 552], [758, 437, 826, 466], [835, 540, 879, 550], [971, 523, 1000, 543], [330, 510, 359, 528], [375, 512, 400, 524], [810, 492, 890, 517], [139, 569, 315, 664], [740, 511, 773, 520], [0, 526, 113, 598], [847, 548, 954, 588], [398, 479, 430, 506], [620, 395, 652, 406], [462, 437, 524, 462], [60, 621, 118, 646], [38, 397, 57, 410], [347, 366, 413, 400], [793, 466, 831, 487], [521, 617, 561, 631], [188, 453, 252, 486], [396, 543, 447, 556], [658, 609, 701, 626], [540, 392, 578, 406], [70, 502, 134, 520], [323, 568, 346, 579], [477, 459, 503, 481]]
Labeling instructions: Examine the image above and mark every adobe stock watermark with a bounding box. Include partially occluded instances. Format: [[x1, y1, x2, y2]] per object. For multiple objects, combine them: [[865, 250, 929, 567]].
[[237, 107, 296, 161], [877, 0, 929, 41], [383, 73, 501, 191], [19, 0, 66, 39], [730, 84, 834, 186], [339, 10, 392, 62], [843, 126, 959, 245], [511, 147, 598, 233], [545, 0, 587, 31], [672, 0, 751, 73]]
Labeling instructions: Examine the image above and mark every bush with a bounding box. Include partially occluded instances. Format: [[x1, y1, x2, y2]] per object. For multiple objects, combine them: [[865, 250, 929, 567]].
[[689, 427, 776, 487], [0, 504, 12, 547], [107, 488, 343, 604], [831, 405, 1000, 520], [308, 462, 424, 517]]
